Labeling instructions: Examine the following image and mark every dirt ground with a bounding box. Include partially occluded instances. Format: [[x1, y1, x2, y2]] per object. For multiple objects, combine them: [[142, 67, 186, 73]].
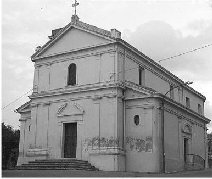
[[2, 168, 212, 177]]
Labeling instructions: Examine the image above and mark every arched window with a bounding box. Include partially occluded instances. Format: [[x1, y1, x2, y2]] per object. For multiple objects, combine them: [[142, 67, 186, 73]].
[[134, 115, 140, 126], [67, 63, 76, 86]]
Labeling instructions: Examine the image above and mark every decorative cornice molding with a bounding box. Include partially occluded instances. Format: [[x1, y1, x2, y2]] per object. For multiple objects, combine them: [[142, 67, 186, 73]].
[[122, 82, 209, 124], [19, 117, 31, 122], [30, 92, 118, 107], [34, 46, 116, 68], [16, 101, 31, 113], [30, 103, 39, 108], [156, 93, 210, 124], [92, 95, 102, 101], [32, 42, 115, 62], [126, 104, 154, 109], [163, 105, 203, 128], [30, 81, 154, 100], [123, 80, 156, 95], [116, 40, 206, 100], [43, 102, 51, 106], [30, 81, 119, 99]]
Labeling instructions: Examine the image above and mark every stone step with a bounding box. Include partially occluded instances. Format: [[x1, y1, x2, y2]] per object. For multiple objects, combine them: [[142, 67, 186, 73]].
[[21, 164, 95, 169], [17, 165, 96, 169], [17, 159, 99, 171], [16, 166, 97, 171], [16, 163, 98, 168], [35, 159, 87, 162], [23, 163, 93, 167], [29, 161, 88, 164]]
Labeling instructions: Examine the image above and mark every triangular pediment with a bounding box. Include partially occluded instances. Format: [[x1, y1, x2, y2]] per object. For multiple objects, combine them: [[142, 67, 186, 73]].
[[16, 101, 31, 114], [57, 102, 84, 117], [37, 27, 113, 58]]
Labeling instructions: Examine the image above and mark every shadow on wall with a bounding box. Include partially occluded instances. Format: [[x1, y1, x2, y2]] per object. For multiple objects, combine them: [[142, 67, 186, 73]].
[[209, 160, 212, 168]]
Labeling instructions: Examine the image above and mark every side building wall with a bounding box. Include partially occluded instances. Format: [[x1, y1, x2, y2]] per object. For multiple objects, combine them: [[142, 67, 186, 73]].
[[163, 101, 206, 172], [117, 45, 205, 115], [124, 95, 162, 172]]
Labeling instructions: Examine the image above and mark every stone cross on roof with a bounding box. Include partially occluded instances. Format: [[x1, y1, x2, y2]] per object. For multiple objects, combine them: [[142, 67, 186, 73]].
[[72, 0, 79, 16]]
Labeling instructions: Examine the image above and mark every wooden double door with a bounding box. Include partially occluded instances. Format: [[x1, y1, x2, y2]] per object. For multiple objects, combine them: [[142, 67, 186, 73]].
[[64, 123, 77, 158]]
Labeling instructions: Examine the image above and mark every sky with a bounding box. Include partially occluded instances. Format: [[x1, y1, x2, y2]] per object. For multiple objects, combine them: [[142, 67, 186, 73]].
[[2, 0, 212, 132]]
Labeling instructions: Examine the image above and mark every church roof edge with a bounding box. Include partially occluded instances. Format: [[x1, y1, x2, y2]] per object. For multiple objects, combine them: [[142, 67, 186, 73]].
[[154, 93, 210, 124], [30, 18, 206, 101], [115, 39, 206, 101], [15, 100, 31, 114], [31, 16, 121, 59]]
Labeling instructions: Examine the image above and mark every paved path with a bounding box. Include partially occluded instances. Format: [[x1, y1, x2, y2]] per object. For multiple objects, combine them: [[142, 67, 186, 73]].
[[2, 169, 212, 177]]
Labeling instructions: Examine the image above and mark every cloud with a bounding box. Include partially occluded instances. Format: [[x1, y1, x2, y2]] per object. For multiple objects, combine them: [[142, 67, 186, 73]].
[[124, 20, 212, 82], [124, 19, 212, 127], [2, 0, 212, 131]]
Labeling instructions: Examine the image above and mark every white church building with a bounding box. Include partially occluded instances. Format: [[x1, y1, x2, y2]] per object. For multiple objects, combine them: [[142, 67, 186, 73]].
[[16, 14, 210, 173]]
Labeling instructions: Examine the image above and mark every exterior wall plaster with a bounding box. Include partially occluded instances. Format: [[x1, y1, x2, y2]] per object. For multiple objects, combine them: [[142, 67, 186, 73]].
[[17, 27, 208, 173]]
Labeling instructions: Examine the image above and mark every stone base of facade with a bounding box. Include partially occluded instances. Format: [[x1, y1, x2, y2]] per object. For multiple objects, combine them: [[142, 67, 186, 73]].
[[17, 148, 49, 166], [88, 147, 125, 171]]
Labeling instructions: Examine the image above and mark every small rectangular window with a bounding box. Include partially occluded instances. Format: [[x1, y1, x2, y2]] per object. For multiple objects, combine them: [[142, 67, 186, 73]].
[[170, 85, 174, 99], [68, 63, 76, 86], [198, 104, 202, 114], [178, 87, 182, 103], [139, 67, 144, 86], [186, 97, 190, 108]]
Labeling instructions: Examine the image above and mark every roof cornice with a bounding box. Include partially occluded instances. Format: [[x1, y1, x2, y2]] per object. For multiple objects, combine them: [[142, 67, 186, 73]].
[[154, 93, 210, 124], [31, 19, 118, 60], [121, 81, 210, 124], [32, 42, 115, 62], [15, 101, 31, 114], [115, 39, 206, 101], [30, 18, 206, 101], [29, 82, 119, 99]]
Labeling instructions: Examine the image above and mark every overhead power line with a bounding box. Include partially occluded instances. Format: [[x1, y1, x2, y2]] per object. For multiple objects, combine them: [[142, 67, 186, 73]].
[[158, 43, 212, 63], [2, 89, 33, 110], [3, 43, 211, 110], [109, 42, 212, 78]]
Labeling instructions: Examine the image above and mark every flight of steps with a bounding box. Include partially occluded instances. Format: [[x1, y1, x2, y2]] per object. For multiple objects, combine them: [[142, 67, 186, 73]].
[[16, 159, 99, 171]]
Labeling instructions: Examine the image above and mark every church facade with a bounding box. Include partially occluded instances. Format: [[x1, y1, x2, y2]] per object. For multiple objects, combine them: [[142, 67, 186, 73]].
[[16, 15, 210, 173]]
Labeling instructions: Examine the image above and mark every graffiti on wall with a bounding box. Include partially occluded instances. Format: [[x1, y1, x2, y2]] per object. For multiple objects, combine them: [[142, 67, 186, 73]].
[[83, 137, 119, 152], [126, 136, 153, 152], [83, 136, 152, 152]]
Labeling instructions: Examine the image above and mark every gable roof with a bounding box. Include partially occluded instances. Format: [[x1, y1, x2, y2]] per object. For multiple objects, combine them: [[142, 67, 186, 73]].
[[116, 38, 206, 100], [31, 15, 119, 60], [15, 101, 31, 113], [30, 15, 206, 101]]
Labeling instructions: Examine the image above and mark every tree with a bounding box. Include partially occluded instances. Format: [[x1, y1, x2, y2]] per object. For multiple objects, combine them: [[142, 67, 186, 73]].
[[208, 132, 212, 168], [2, 123, 20, 169]]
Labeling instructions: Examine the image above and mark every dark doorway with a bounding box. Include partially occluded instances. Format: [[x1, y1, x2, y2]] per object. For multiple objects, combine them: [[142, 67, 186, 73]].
[[64, 123, 77, 158], [184, 138, 189, 162]]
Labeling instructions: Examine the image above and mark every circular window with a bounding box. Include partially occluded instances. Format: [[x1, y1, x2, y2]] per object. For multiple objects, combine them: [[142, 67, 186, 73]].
[[134, 115, 140, 126]]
